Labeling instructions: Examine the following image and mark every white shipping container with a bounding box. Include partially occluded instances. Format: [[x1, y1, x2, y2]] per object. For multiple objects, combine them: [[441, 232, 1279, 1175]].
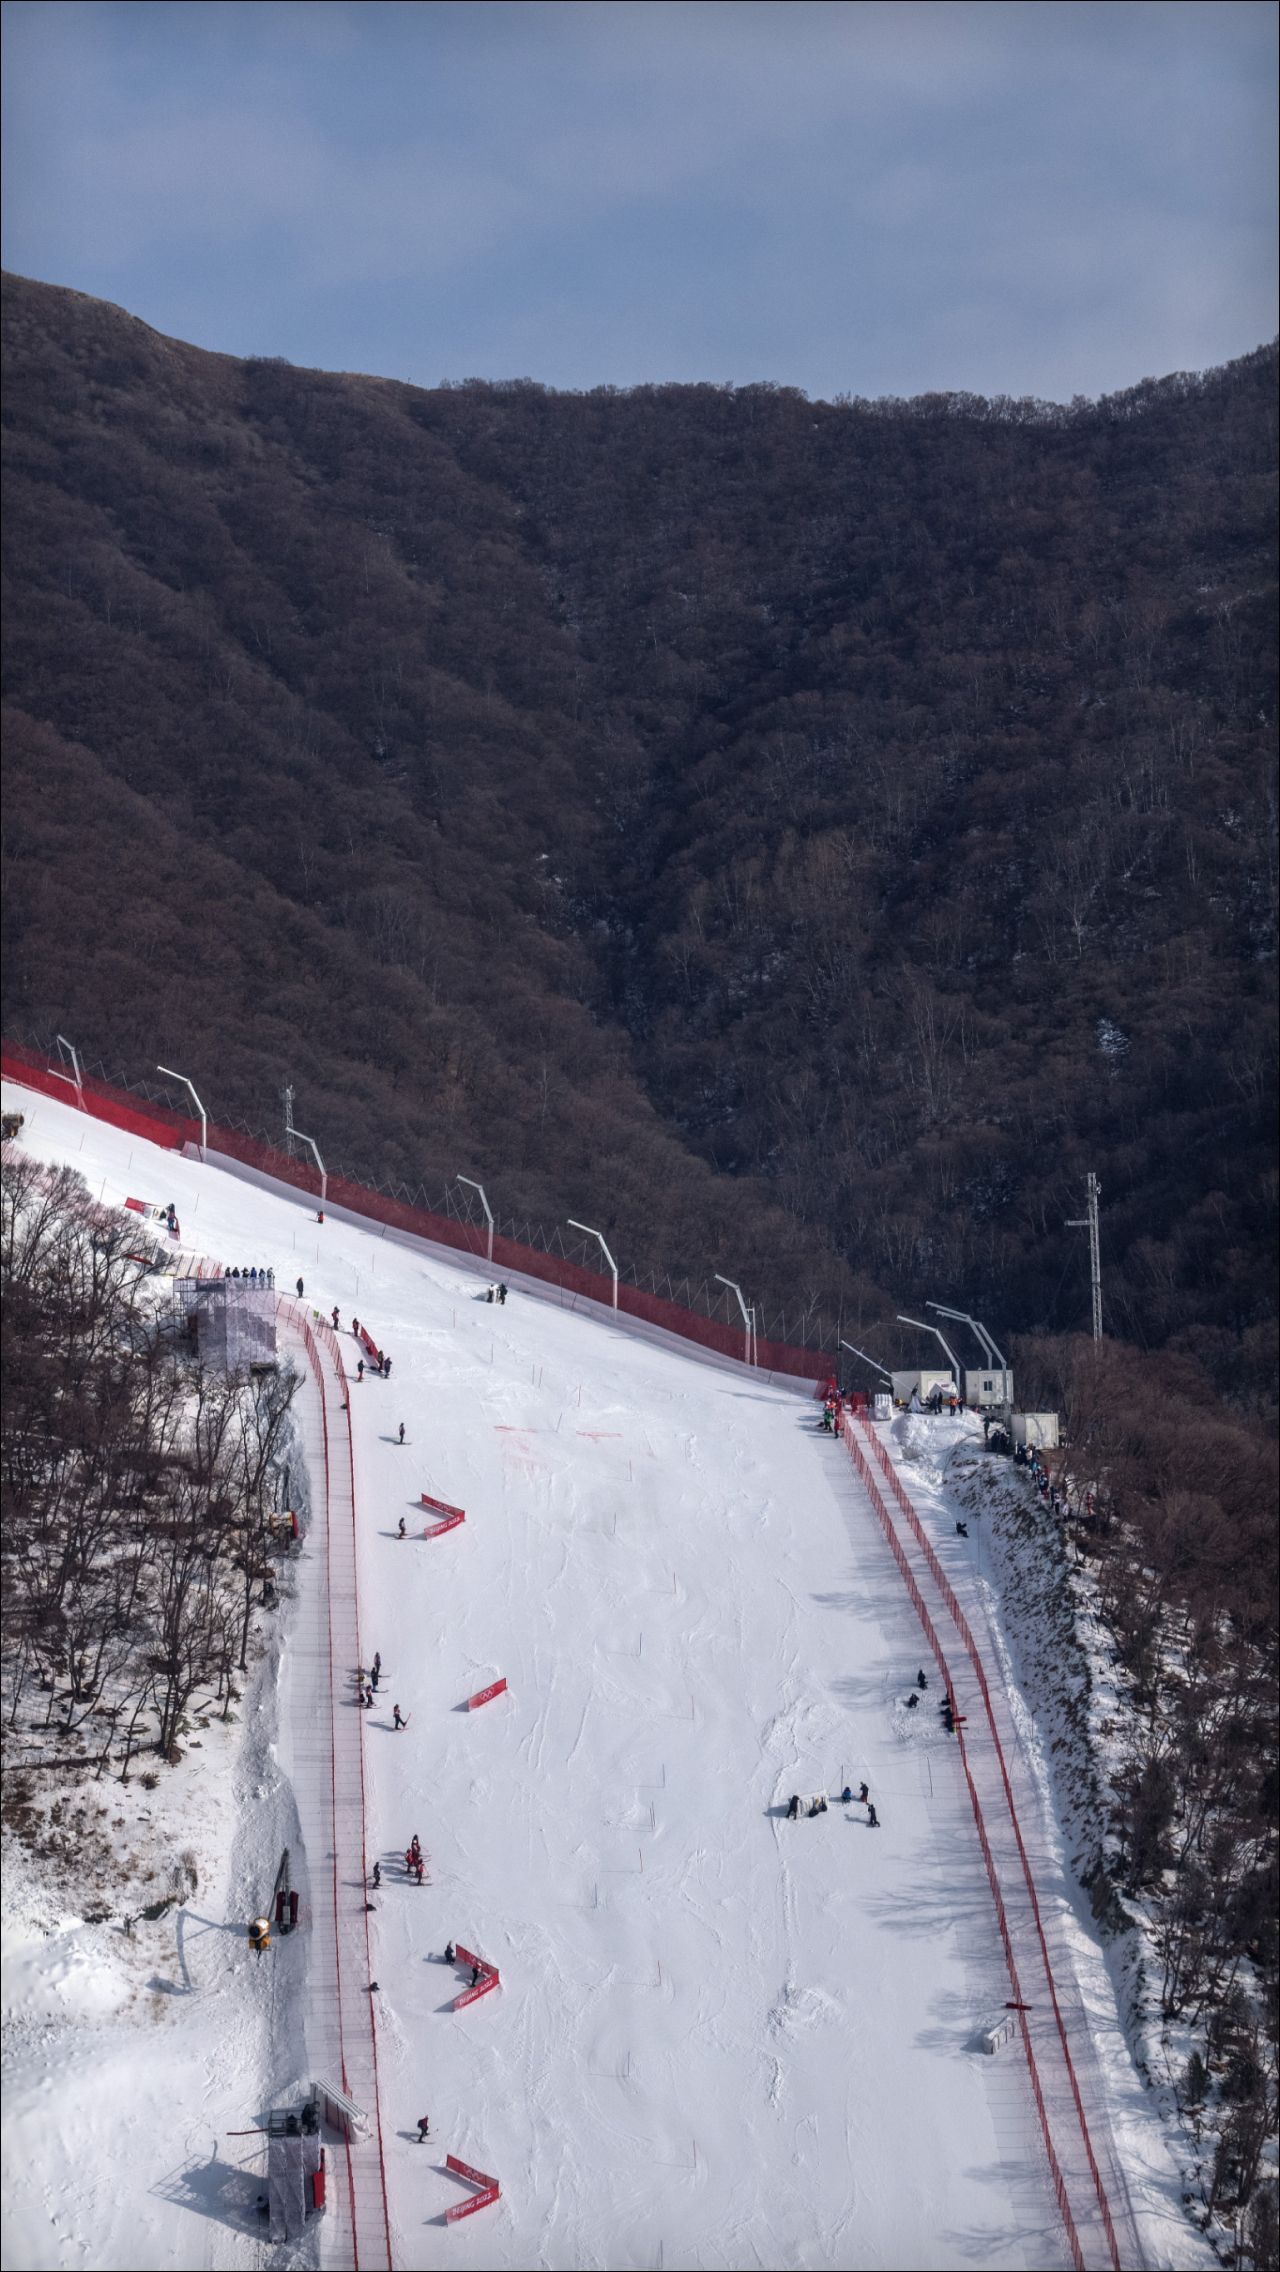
[[1011, 1411, 1060, 1450]]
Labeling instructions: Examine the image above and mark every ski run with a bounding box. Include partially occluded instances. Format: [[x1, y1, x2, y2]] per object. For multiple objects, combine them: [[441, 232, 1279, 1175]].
[[1, 1077, 1211, 2271]]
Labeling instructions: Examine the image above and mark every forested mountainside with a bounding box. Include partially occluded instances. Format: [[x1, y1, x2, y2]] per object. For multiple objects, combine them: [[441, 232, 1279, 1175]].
[[1, 272, 1276, 1392]]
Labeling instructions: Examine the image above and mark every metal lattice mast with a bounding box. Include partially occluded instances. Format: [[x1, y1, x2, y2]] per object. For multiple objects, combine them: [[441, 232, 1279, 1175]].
[[1066, 1172, 1103, 1341]]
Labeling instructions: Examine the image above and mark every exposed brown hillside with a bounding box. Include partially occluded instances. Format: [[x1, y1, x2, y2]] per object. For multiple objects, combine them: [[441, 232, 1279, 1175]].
[[1, 272, 1276, 1383]]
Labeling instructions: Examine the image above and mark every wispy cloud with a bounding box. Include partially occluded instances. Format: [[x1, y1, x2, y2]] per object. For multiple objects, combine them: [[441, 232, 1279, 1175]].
[[2, 0, 1274, 397]]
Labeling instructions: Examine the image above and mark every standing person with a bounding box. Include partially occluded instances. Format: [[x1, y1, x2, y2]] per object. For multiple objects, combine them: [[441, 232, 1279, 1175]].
[[444, 1941, 456, 1965], [414, 1857, 425, 1885], [471, 1964, 481, 1988], [266, 1268, 274, 1288], [371, 1861, 381, 1889], [786, 1794, 801, 1820], [867, 1802, 879, 1829], [398, 1422, 405, 1445], [383, 1354, 392, 1378], [370, 1663, 379, 1691], [397, 1517, 407, 1538], [357, 1359, 364, 1381], [916, 1669, 928, 1689], [373, 1653, 382, 1679], [352, 1317, 360, 1337], [317, 1210, 325, 1224], [857, 1781, 869, 1804], [416, 2115, 431, 2143], [364, 1684, 374, 1709], [497, 1284, 508, 1306], [393, 1704, 406, 1730], [296, 1277, 305, 1298], [332, 1307, 340, 1328]]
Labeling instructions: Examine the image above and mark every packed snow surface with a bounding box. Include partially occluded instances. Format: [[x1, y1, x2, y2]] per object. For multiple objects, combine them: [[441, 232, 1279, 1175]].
[[0, 1083, 1198, 2270]]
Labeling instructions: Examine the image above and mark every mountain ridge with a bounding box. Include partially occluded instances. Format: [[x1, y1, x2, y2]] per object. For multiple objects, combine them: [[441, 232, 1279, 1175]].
[[2, 271, 1275, 1390]]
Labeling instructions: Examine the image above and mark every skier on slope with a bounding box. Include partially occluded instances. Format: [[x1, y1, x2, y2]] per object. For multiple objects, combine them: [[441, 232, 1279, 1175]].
[[786, 1794, 801, 1820], [397, 1517, 407, 1538], [296, 1277, 305, 1298], [857, 1781, 869, 1804], [393, 1704, 407, 1730], [867, 1803, 879, 1829], [398, 1422, 406, 1444], [417, 2115, 431, 2143], [371, 1862, 381, 1889], [916, 1669, 928, 1689]]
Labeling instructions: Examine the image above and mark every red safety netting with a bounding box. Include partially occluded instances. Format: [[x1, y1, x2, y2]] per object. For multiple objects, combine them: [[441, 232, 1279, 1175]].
[[2, 1041, 825, 1385], [276, 1298, 394, 2272], [838, 1411, 1134, 2272]]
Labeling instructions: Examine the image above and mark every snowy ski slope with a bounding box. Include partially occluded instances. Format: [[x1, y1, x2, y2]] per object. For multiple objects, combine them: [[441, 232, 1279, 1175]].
[[1, 1080, 1186, 2270]]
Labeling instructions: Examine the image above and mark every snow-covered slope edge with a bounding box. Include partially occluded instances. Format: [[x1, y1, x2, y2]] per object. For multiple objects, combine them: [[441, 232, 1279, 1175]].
[[893, 1413, 1220, 2268]]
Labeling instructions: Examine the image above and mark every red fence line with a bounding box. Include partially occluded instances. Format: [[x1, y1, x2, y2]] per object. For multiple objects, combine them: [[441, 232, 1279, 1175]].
[[279, 1301, 395, 2271], [2, 1042, 824, 1384], [850, 1417, 1122, 2269], [836, 1419, 1089, 2272]]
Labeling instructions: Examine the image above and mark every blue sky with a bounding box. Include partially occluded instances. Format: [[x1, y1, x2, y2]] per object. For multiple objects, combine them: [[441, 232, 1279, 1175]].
[[2, 0, 1275, 402]]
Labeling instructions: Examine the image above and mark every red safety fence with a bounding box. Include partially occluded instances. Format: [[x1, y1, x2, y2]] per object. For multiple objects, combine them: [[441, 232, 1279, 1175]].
[[2, 1041, 825, 1386], [838, 1412, 1130, 2272], [276, 1299, 394, 2272]]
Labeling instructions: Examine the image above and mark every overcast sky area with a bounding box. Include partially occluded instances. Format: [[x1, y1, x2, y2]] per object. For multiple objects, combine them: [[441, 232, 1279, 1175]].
[[2, 0, 1275, 404]]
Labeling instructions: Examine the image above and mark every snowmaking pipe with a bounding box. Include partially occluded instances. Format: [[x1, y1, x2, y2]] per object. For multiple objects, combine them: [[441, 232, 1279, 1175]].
[[569, 1219, 618, 1309], [896, 1314, 963, 1380], [456, 1174, 494, 1263], [157, 1064, 207, 1160], [715, 1274, 756, 1367], [840, 1339, 892, 1383], [927, 1301, 1008, 1371], [286, 1119, 327, 1207]]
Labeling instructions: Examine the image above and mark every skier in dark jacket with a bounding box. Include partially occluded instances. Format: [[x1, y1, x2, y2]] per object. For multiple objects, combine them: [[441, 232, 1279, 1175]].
[[371, 1862, 381, 1888], [417, 2115, 430, 2143], [397, 1517, 407, 1538], [916, 1669, 928, 1689], [296, 1277, 305, 1298], [398, 1422, 405, 1445], [857, 1781, 869, 1804], [867, 1803, 879, 1828], [393, 1704, 406, 1730], [383, 1355, 392, 1377], [471, 1964, 482, 1987], [786, 1794, 801, 1820]]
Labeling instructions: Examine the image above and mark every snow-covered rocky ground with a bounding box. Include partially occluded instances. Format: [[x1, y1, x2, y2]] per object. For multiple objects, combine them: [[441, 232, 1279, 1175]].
[[0, 1080, 1214, 2271]]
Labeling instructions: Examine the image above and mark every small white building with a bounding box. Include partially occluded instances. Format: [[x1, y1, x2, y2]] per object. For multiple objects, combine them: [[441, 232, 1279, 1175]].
[[964, 1367, 1013, 1410], [1011, 1410, 1060, 1450], [892, 1368, 958, 1407]]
